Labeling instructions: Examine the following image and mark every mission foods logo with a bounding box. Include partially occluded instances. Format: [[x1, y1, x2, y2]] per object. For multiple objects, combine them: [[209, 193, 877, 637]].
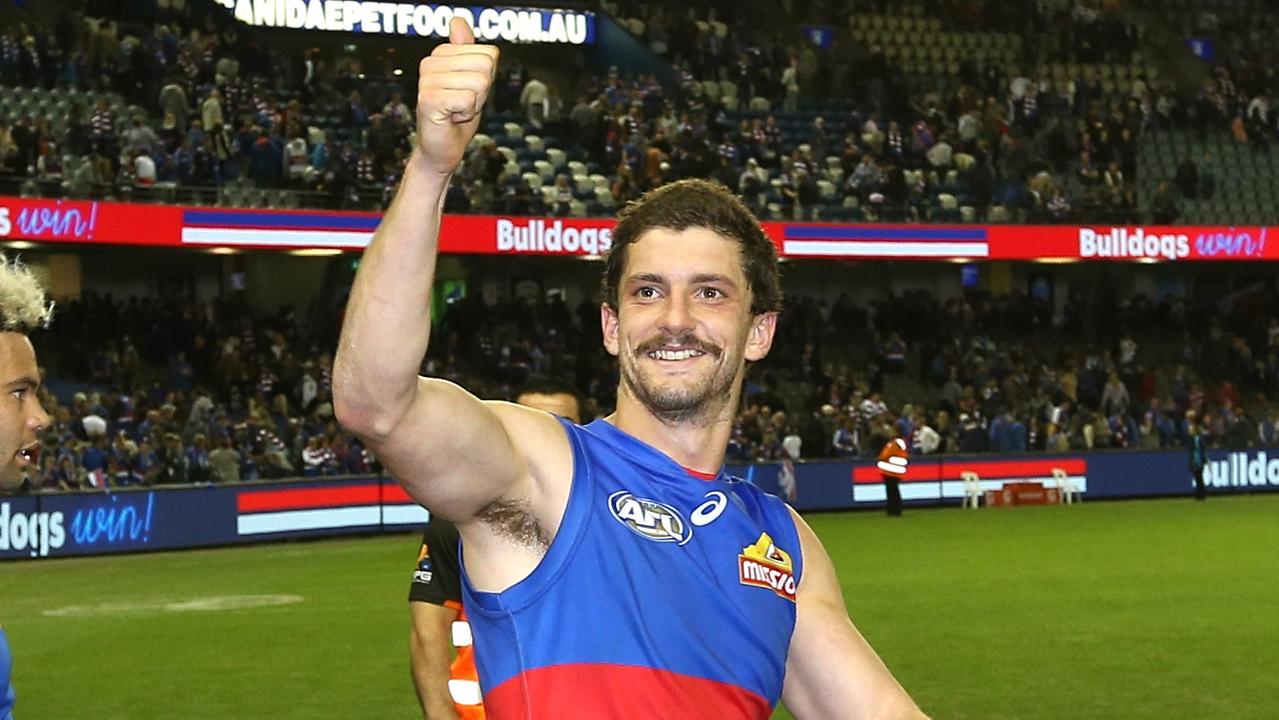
[[608, 491, 692, 545], [738, 532, 797, 602]]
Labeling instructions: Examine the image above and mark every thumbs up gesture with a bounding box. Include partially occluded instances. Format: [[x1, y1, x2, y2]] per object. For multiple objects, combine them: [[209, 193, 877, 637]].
[[415, 17, 499, 176]]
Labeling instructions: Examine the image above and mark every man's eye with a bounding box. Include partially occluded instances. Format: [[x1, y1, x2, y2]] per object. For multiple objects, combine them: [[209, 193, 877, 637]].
[[636, 287, 657, 298], [699, 288, 723, 299]]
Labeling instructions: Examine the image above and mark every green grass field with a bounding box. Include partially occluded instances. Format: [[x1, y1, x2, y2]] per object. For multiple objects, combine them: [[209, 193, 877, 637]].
[[3, 495, 1278, 719]]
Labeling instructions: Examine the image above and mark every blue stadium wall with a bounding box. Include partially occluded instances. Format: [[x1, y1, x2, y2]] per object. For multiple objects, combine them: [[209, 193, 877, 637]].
[[4, 447, 1278, 560]]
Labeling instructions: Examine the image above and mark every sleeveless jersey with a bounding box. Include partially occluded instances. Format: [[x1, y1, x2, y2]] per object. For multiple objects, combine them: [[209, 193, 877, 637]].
[[461, 418, 803, 719]]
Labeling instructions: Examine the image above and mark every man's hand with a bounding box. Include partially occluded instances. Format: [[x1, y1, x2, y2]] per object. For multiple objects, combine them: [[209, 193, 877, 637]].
[[416, 17, 499, 177]]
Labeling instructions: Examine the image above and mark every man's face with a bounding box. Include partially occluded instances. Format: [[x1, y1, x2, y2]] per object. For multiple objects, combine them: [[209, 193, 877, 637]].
[[0, 332, 49, 489], [602, 227, 776, 423], [516, 392, 581, 424]]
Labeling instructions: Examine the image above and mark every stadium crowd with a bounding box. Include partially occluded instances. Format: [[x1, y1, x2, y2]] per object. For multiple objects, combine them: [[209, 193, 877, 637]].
[[11, 272, 1278, 495], [20, 290, 371, 493], [0, 0, 1274, 223], [2, 0, 1279, 495]]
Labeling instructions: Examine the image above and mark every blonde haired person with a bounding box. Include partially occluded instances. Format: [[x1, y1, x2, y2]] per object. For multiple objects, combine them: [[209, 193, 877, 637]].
[[0, 253, 54, 720]]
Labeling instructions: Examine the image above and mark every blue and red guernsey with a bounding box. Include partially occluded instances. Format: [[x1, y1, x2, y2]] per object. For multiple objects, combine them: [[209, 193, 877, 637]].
[[461, 418, 803, 719]]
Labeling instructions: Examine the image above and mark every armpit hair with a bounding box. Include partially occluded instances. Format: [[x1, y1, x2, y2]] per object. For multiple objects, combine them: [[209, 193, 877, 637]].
[[473, 497, 551, 551]]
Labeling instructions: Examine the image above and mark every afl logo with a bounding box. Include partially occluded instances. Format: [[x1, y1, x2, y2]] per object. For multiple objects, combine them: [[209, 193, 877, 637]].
[[608, 491, 692, 545]]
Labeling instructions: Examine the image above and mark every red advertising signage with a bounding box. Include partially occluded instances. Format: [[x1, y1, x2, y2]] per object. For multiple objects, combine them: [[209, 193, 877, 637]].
[[1, 195, 1274, 262], [0, 197, 182, 247]]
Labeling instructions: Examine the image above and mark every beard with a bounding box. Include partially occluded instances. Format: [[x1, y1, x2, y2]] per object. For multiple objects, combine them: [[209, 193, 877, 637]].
[[621, 333, 738, 424]]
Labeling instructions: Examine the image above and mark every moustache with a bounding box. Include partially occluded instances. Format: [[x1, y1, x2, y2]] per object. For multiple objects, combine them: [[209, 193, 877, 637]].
[[634, 334, 723, 359]]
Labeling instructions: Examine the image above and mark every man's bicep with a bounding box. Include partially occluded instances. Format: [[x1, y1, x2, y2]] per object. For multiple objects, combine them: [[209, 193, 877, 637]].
[[371, 378, 551, 521], [782, 509, 926, 719]]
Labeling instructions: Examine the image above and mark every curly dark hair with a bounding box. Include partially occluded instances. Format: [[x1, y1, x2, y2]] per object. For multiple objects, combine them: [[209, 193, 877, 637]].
[[600, 179, 783, 316]]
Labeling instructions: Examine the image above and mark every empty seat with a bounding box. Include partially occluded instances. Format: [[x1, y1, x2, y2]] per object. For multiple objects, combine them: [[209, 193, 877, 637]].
[[817, 179, 837, 201], [594, 186, 616, 209]]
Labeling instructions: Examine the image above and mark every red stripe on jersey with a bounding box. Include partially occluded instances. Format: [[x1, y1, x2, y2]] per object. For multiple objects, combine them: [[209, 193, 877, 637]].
[[235, 484, 381, 512], [484, 663, 772, 720], [682, 466, 719, 481]]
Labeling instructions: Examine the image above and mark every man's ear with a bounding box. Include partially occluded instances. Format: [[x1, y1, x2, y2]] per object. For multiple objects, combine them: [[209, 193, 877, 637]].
[[601, 302, 620, 357], [744, 312, 778, 362]]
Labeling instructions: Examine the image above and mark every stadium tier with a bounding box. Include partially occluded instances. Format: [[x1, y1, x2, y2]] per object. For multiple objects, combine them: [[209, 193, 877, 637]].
[[1, 0, 1274, 222], [0, 0, 1277, 495], [3, 3, 1279, 720]]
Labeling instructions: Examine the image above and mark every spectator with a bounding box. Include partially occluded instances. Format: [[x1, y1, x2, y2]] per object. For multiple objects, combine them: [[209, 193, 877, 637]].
[[132, 149, 157, 187], [302, 435, 337, 476], [1150, 181, 1179, 223], [520, 74, 549, 128], [551, 174, 573, 217], [155, 432, 187, 484], [202, 90, 224, 135], [1175, 157, 1199, 199], [1199, 151, 1216, 199], [186, 433, 211, 483], [208, 435, 240, 483]]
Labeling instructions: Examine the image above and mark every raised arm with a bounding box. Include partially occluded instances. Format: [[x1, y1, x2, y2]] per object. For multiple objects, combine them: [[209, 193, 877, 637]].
[[333, 20, 563, 523], [782, 508, 929, 720]]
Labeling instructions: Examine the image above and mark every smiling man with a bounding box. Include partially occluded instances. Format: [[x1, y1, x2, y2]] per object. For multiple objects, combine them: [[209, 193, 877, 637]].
[[0, 254, 54, 720], [335, 18, 925, 720]]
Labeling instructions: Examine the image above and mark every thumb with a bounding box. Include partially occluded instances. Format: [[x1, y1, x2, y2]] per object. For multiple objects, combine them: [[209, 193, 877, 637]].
[[449, 16, 475, 45]]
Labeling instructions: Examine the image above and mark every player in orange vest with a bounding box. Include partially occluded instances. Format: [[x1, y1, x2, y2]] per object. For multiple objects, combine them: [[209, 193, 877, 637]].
[[408, 381, 581, 719], [877, 435, 909, 516]]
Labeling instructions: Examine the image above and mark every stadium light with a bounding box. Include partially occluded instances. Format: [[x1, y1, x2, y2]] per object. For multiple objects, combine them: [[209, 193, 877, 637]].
[[290, 248, 344, 257]]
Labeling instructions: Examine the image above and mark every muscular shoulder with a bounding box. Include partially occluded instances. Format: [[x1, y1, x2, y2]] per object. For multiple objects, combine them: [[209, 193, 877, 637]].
[[787, 506, 829, 598], [484, 400, 575, 496], [461, 402, 576, 564]]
